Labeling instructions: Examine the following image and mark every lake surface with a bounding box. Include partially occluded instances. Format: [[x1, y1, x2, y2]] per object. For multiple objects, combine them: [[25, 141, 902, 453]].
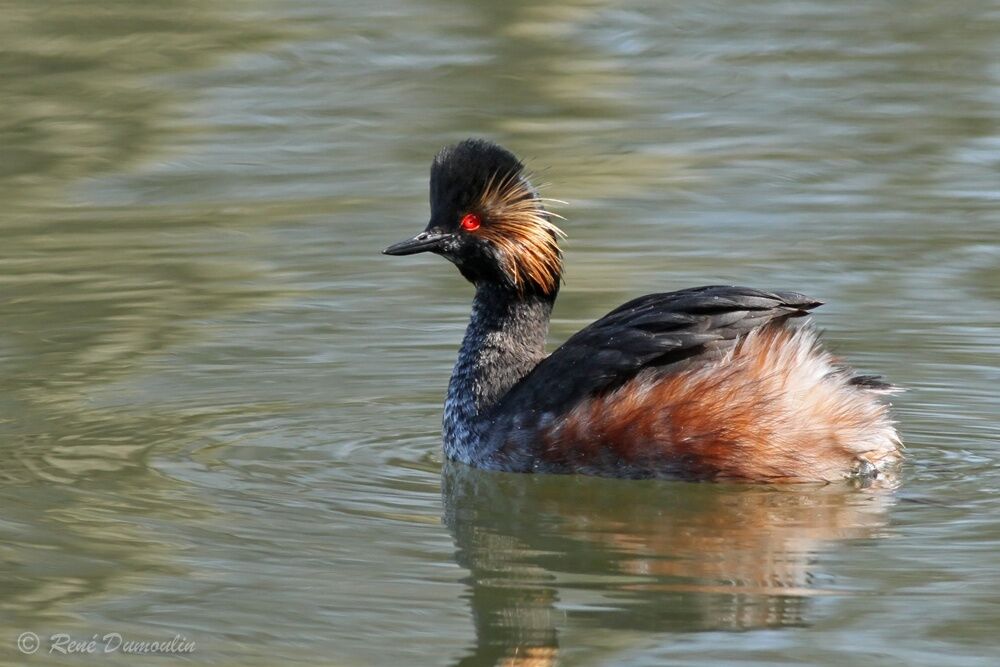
[[2, 0, 998, 665]]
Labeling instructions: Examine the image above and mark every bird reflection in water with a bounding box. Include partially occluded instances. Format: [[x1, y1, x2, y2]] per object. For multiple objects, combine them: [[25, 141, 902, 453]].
[[441, 462, 897, 666]]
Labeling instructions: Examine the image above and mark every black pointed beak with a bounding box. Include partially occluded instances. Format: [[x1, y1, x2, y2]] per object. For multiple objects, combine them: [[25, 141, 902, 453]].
[[382, 230, 450, 256]]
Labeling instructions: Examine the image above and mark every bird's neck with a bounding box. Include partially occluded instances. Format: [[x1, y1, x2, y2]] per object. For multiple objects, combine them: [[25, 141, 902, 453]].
[[444, 282, 554, 464]]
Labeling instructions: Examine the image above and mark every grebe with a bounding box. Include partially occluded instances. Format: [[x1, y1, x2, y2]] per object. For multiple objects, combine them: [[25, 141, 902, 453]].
[[384, 139, 902, 482]]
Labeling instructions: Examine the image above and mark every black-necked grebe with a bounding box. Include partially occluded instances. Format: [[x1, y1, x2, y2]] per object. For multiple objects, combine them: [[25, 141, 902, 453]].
[[384, 139, 901, 482]]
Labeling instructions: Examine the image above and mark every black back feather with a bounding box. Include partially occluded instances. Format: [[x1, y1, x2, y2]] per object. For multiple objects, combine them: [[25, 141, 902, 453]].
[[494, 285, 822, 417]]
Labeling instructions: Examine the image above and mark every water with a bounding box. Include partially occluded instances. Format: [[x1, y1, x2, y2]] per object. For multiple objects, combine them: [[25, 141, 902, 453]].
[[1, 0, 998, 665]]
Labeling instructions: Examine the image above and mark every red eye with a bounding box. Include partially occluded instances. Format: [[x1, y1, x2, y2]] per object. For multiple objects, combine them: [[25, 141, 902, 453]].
[[460, 213, 481, 231]]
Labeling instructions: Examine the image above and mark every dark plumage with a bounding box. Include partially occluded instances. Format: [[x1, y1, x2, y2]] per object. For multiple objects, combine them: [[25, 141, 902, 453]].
[[498, 286, 821, 418], [384, 139, 902, 482]]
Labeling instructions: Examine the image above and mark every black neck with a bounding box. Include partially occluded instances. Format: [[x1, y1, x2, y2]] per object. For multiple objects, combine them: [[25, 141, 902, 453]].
[[443, 282, 555, 464]]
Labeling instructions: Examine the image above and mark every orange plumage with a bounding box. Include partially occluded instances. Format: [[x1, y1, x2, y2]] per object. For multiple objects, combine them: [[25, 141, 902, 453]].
[[535, 324, 901, 482]]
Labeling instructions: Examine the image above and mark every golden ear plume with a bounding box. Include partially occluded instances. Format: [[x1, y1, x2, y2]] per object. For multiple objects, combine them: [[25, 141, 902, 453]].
[[475, 171, 566, 295]]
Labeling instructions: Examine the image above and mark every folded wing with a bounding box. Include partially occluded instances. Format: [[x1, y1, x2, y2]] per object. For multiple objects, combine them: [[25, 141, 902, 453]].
[[496, 285, 822, 417]]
